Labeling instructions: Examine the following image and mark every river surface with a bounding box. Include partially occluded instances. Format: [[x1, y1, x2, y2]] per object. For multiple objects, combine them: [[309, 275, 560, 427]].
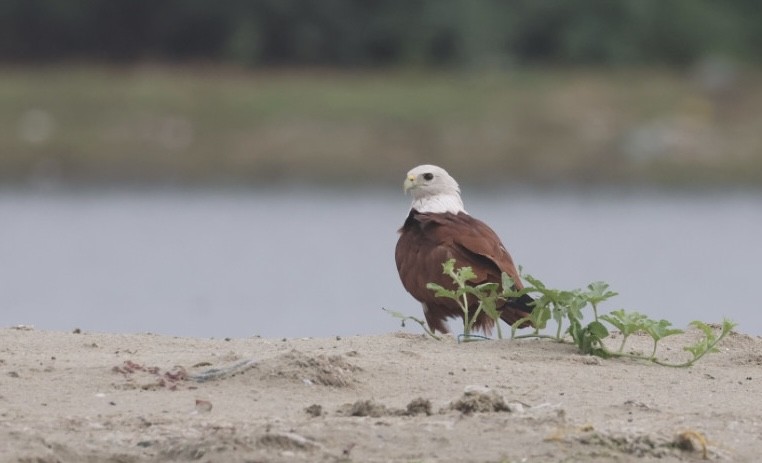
[[1, 187, 760, 338]]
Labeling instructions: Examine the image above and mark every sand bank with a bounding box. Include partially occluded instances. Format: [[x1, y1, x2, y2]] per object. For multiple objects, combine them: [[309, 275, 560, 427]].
[[1, 326, 760, 462]]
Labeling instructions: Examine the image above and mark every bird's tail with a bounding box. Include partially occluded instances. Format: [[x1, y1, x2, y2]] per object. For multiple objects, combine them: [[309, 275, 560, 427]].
[[500, 293, 535, 329]]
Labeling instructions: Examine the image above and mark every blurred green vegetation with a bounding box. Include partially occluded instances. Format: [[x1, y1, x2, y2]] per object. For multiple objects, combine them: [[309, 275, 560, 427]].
[[3, 66, 761, 187], [3, 1, 762, 187], [1, 0, 760, 67]]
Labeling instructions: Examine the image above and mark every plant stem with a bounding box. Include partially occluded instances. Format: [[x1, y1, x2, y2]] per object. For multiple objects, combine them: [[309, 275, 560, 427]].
[[512, 333, 564, 341], [651, 326, 733, 367], [555, 317, 563, 340], [510, 316, 532, 339], [618, 335, 627, 353], [381, 309, 442, 341], [461, 292, 471, 336]]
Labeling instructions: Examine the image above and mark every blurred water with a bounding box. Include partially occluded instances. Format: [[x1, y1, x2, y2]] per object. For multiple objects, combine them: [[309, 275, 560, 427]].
[[1, 187, 760, 338]]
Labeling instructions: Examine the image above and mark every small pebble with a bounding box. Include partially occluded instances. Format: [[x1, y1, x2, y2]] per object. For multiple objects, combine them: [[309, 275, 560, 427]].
[[194, 399, 213, 413]]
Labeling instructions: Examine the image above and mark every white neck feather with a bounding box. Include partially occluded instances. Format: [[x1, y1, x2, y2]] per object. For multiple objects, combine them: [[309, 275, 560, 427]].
[[411, 193, 466, 214]]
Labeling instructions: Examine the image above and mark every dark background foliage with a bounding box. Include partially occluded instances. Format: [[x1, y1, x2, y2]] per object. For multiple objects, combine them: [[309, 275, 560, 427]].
[[2, 0, 760, 67]]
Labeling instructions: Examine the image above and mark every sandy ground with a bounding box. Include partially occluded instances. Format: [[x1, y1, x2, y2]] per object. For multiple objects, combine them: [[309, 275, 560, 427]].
[[1, 325, 760, 462]]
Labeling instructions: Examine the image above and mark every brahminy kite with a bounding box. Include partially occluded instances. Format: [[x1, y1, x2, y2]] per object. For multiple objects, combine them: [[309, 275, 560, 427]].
[[395, 164, 534, 334]]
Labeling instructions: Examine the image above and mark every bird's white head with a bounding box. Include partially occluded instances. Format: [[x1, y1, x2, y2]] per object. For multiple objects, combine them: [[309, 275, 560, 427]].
[[403, 164, 466, 214]]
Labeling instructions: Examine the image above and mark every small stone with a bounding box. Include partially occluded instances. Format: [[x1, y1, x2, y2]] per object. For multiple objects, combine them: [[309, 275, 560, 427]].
[[194, 399, 213, 413], [464, 385, 490, 395], [305, 404, 323, 417], [674, 430, 708, 458], [506, 402, 525, 413]]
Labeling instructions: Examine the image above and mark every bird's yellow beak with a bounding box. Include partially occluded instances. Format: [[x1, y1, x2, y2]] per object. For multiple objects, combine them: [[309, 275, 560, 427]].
[[403, 174, 416, 194]]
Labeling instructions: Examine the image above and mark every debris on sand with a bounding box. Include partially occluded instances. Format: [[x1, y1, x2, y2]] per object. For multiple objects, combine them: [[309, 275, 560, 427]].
[[305, 404, 323, 417], [257, 432, 321, 452], [405, 397, 432, 416], [449, 389, 512, 414], [338, 400, 390, 418], [575, 429, 714, 459], [188, 358, 257, 383], [337, 397, 433, 417], [112, 361, 188, 390], [254, 350, 361, 388]]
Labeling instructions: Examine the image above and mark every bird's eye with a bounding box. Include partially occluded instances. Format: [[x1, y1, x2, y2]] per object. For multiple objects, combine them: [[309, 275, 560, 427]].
[[422, 173, 434, 181]]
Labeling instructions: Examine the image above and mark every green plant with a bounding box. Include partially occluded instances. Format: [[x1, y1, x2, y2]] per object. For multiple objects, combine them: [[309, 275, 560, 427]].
[[425, 259, 503, 338], [599, 309, 649, 352], [382, 308, 442, 341], [584, 281, 619, 322], [387, 258, 736, 367]]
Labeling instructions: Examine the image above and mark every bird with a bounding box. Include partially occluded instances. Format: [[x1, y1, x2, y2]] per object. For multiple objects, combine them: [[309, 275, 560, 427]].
[[395, 164, 534, 334]]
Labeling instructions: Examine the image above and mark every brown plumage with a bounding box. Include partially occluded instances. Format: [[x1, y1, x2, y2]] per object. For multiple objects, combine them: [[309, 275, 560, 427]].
[[395, 165, 533, 334]]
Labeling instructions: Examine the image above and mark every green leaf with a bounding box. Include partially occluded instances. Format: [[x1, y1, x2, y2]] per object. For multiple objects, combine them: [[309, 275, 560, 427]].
[[426, 282, 457, 299], [588, 321, 609, 338], [565, 293, 587, 321], [600, 309, 648, 336], [442, 259, 476, 287], [523, 274, 546, 290], [567, 318, 609, 357], [528, 298, 552, 329], [441, 259, 455, 275], [473, 282, 499, 293], [672, 318, 736, 367], [457, 266, 477, 283], [585, 281, 619, 304], [568, 316, 583, 345], [689, 320, 715, 341], [644, 319, 683, 342], [501, 273, 516, 292]]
